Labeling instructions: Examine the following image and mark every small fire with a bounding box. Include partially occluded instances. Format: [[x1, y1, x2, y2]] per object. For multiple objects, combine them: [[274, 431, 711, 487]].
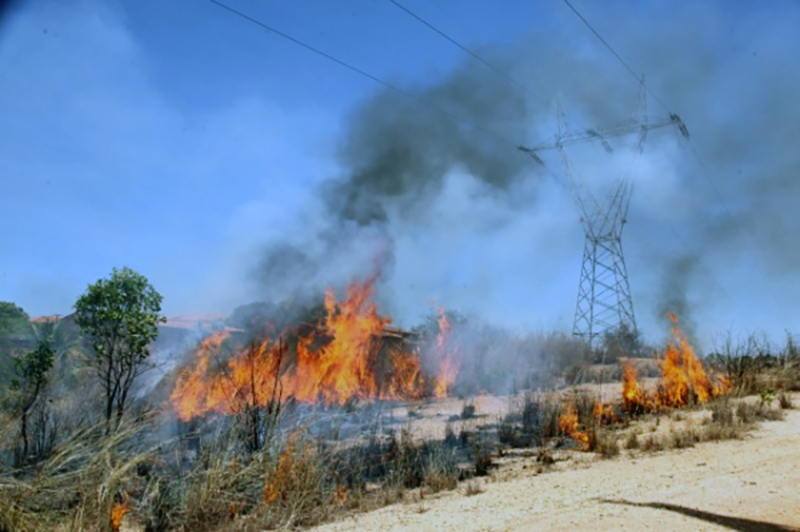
[[171, 277, 448, 421], [562, 314, 730, 450], [621, 313, 730, 415], [622, 363, 656, 414], [110, 494, 130, 532], [592, 400, 616, 425], [559, 402, 590, 451], [334, 484, 348, 507], [433, 308, 460, 398]]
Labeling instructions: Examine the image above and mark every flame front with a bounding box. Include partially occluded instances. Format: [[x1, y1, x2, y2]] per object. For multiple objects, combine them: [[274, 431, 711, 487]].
[[562, 314, 731, 450], [171, 277, 433, 421], [559, 402, 590, 451], [621, 313, 730, 415], [171, 330, 233, 421], [433, 308, 460, 398]]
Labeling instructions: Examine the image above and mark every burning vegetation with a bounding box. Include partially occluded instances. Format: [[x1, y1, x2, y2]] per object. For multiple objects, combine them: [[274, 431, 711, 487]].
[[171, 277, 460, 420], [558, 313, 733, 449], [621, 313, 731, 414], [3, 270, 798, 532]]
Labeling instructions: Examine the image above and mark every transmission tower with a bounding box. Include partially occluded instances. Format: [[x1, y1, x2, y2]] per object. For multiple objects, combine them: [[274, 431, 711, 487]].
[[519, 79, 689, 345]]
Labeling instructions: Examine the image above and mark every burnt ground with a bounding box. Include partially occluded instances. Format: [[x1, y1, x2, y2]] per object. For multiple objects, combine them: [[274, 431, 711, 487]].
[[307, 392, 800, 532]]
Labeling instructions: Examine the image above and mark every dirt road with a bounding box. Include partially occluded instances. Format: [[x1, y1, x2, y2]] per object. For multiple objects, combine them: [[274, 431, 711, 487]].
[[312, 401, 800, 532]]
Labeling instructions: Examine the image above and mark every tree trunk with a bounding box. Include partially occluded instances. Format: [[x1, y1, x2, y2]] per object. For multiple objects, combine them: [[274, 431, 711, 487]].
[[20, 409, 28, 464], [105, 355, 114, 434], [116, 384, 129, 430]]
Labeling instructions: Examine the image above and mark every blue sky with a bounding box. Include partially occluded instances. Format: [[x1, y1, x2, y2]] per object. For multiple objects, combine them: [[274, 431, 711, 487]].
[[2, 0, 799, 351]]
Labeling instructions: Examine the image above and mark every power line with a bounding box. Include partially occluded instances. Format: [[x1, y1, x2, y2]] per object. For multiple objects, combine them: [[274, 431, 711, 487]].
[[563, 0, 672, 114], [211, 1, 579, 214], [561, 0, 761, 309], [388, 0, 527, 93], [561, 0, 742, 230], [386, 0, 736, 312], [209, 0, 526, 154], [388, 0, 595, 133], [209, 0, 737, 318]]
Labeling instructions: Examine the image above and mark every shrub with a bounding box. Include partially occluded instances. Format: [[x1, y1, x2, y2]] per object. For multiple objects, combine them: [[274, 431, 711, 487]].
[[736, 402, 784, 424], [670, 427, 699, 449], [594, 431, 620, 459], [640, 435, 665, 452], [701, 423, 743, 442], [778, 392, 793, 409], [624, 431, 640, 450], [464, 481, 483, 497], [461, 403, 476, 420], [710, 399, 735, 426]]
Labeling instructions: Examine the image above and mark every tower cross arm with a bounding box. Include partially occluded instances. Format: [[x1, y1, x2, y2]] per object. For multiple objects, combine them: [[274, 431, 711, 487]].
[[518, 114, 688, 161]]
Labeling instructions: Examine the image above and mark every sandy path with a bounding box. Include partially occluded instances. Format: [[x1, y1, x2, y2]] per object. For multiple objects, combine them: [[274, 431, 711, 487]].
[[312, 401, 800, 532]]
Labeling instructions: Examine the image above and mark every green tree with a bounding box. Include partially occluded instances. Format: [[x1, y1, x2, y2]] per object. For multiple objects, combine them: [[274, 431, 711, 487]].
[[0, 302, 33, 388], [0, 301, 32, 341], [74, 267, 165, 432], [11, 332, 55, 464]]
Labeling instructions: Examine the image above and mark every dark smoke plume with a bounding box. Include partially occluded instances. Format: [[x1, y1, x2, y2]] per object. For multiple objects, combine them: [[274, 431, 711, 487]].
[[250, 51, 542, 300], [324, 65, 532, 227], [656, 254, 700, 349], [247, 1, 800, 347]]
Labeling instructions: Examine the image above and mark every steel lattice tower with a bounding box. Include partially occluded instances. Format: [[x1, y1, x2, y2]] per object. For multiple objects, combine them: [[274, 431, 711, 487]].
[[519, 78, 689, 345], [571, 178, 635, 343]]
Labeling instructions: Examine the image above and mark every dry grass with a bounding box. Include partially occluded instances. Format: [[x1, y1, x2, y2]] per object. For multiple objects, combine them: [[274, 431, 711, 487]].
[[0, 419, 157, 532], [0, 412, 479, 532], [592, 430, 620, 459], [631, 394, 791, 455], [1, 353, 796, 531], [463, 481, 483, 497], [624, 430, 641, 450], [498, 393, 562, 448], [736, 401, 785, 424], [778, 392, 794, 409]]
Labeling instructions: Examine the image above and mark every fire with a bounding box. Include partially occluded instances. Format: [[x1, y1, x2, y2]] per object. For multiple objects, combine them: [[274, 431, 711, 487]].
[[171, 330, 233, 423], [622, 362, 656, 414], [562, 314, 730, 449], [621, 313, 730, 415], [171, 277, 435, 421], [433, 308, 460, 398], [592, 400, 616, 425], [559, 402, 590, 451], [110, 494, 130, 532]]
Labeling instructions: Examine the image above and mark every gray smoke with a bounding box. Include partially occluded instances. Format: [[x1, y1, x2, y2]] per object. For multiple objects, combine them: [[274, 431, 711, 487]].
[[325, 65, 532, 227], [249, 47, 543, 302], [655, 254, 700, 348], [247, 0, 800, 347]]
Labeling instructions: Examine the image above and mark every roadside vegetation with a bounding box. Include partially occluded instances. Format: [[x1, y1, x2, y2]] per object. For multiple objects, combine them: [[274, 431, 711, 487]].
[[0, 276, 798, 531]]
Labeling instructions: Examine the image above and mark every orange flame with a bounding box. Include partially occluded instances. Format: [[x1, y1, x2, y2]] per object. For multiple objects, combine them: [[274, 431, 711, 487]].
[[334, 484, 348, 506], [171, 277, 432, 420], [433, 308, 460, 398], [592, 400, 616, 425], [622, 362, 657, 414], [110, 495, 130, 532], [559, 402, 590, 450], [621, 313, 730, 415]]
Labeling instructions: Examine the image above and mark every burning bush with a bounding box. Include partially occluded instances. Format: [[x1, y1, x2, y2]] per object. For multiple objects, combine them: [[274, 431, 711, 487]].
[[620, 314, 730, 416], [558, 314, 732, 450], [170, 277, 460, 422]]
